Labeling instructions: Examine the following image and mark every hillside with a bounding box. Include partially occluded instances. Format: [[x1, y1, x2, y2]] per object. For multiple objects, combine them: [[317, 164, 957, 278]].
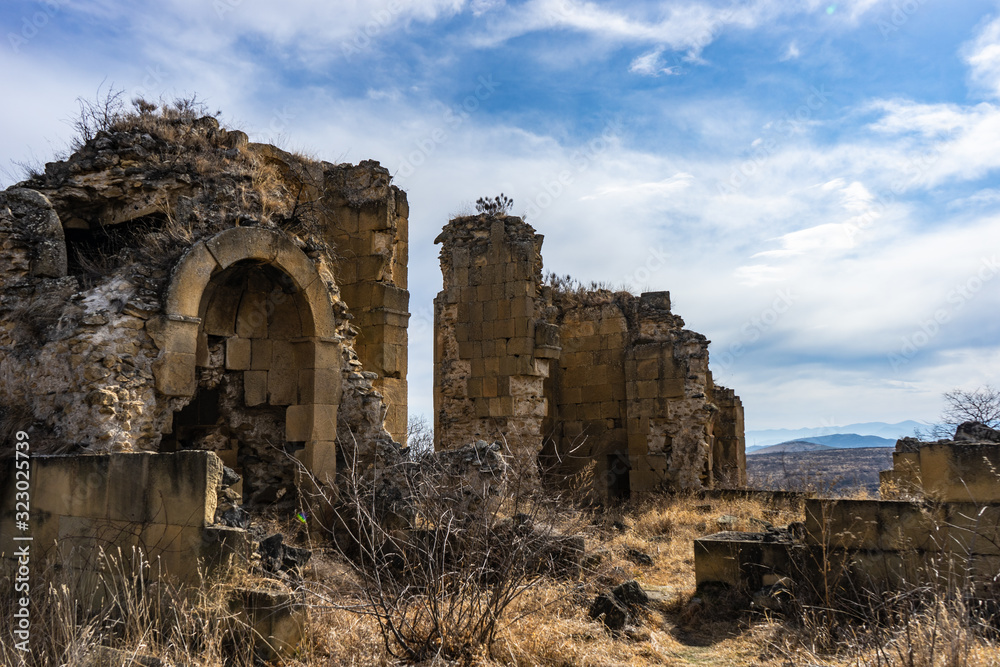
[[746, 433, 896, 454], [746, 446, 894, 494], [801, 433, 896, 448], [746, 440, 835, 455]]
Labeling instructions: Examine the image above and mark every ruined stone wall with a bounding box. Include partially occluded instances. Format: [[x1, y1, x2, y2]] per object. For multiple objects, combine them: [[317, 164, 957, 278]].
[[544, 302, 629, 495], [433, 216, 556, 457], [255, 148, 409, 444], [433, 214, 745, 497], [0, 115, 403, 500], [708, 385, 746, 487], [0, 451, 246, 590]]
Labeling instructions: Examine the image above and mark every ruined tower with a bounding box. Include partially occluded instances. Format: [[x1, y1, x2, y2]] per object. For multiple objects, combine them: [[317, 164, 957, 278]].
[[433, 215, 558, 457]]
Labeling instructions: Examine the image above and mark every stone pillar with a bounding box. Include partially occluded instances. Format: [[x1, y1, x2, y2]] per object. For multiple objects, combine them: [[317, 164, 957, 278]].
[[322, 166, 409, 444], [433, 215, 558, 456]]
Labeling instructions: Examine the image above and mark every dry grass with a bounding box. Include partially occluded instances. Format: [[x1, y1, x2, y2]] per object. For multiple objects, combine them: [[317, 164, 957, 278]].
[[5, 489, 1000, 665]]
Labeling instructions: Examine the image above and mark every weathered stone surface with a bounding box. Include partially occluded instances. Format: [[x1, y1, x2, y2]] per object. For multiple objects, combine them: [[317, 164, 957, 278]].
[[0, 113, 403, 481]]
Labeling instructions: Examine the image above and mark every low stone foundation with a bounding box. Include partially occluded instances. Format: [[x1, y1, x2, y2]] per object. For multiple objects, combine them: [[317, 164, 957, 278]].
[[0, 450, 247, 600]]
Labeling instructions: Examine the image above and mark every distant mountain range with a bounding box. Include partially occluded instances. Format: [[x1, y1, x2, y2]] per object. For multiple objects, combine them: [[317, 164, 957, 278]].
[[745, 421, 921, 448], [746, 433, 897, 455], [747, 440, 834, 455]]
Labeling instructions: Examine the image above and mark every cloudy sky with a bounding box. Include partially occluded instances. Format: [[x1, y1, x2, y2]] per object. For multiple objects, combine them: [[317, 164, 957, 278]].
[[3, 0, 1000, 432]]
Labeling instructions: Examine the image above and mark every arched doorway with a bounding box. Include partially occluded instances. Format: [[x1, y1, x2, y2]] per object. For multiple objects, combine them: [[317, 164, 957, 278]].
[[153, 228, 342, 500]]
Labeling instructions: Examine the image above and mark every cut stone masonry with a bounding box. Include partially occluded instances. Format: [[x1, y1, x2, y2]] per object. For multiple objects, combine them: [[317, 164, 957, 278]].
[[434, 213, 746, 498]]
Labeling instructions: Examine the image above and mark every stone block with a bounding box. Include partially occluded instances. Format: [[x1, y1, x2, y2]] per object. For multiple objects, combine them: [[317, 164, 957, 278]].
[[637, 380, 657, 399], [286, 404, 338, 442], [694, 532, 794, 592], [508, 337, 533, 356], [165, 242, 220, 317], [269, 298, 303, 338], [226, 337, 251, 370], [27, 455, 110, 519], [251, 339, 273, 370], [205, 227, 280, 271], [919, 443, 1000, 502], [359, 206, 389, 231], [944, 503, 1000, 556], [297, 440, 338, 484], [268, 370, 297, 405], [235, 290, 269, 339], [196, 331, 210, 367], [153, 352, 197, 397], [143, 451, 222, 527], [244, 371, 268, 406], [291, 338, 341, 371], [298, 368, 342, 405], [203, 283, 241, 336], [660, 378, 685, 398], [271, 340, 296, 369]]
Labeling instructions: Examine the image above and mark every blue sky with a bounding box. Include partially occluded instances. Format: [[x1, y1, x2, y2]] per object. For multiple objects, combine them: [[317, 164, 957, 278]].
[[3, 0, 1000, 431]]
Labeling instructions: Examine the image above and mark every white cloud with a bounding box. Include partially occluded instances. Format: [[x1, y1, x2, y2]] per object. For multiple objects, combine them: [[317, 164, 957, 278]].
[[628, 49, 681, 76], [964, 14, 1000, 99], [581, 173, 693, 200]]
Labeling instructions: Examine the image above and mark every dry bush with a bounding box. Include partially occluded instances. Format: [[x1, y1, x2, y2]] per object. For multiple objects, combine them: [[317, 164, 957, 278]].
[[297, 440, 589, 664]]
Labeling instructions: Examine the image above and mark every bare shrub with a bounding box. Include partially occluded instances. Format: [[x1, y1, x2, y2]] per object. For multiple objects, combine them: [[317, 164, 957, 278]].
[[298, 438, 585, 663], [917, 385, 1000, 440], [405, 413, 434, 458], [475, 193, 513, 217]]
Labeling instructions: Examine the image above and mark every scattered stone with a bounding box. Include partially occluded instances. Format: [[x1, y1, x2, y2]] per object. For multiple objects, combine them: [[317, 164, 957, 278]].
[[612, 580, 650, 608], [258, 534, 311, 575], [624, 547, 654, 566], [954, 421, 1000, 443], [589, 591, 629, 632], [589, 579, 649, 632], [218, 506, 251, 530], [222, 466, 241, 486]]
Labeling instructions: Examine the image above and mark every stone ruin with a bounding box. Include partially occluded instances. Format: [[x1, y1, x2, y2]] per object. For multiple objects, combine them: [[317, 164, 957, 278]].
[[0, 112, 747, 655], [434, 213, 746, 499], [695, 421, 1000, 602], [0, 116, 409, 504]]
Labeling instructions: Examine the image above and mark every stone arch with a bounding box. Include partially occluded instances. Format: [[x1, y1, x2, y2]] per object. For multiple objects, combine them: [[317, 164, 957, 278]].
[[154, 227, 342, 483]]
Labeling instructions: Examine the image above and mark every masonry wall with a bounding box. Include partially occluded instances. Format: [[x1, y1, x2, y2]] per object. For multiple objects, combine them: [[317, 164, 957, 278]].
[[434, 216, 556, 457], [545, 304, 629, 495], [434, 213, 746, 497], [0, 451, 246, 594], [255, 148, 410, 444], [321, 164, 409, 444], [0, 121, 404, 497]]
